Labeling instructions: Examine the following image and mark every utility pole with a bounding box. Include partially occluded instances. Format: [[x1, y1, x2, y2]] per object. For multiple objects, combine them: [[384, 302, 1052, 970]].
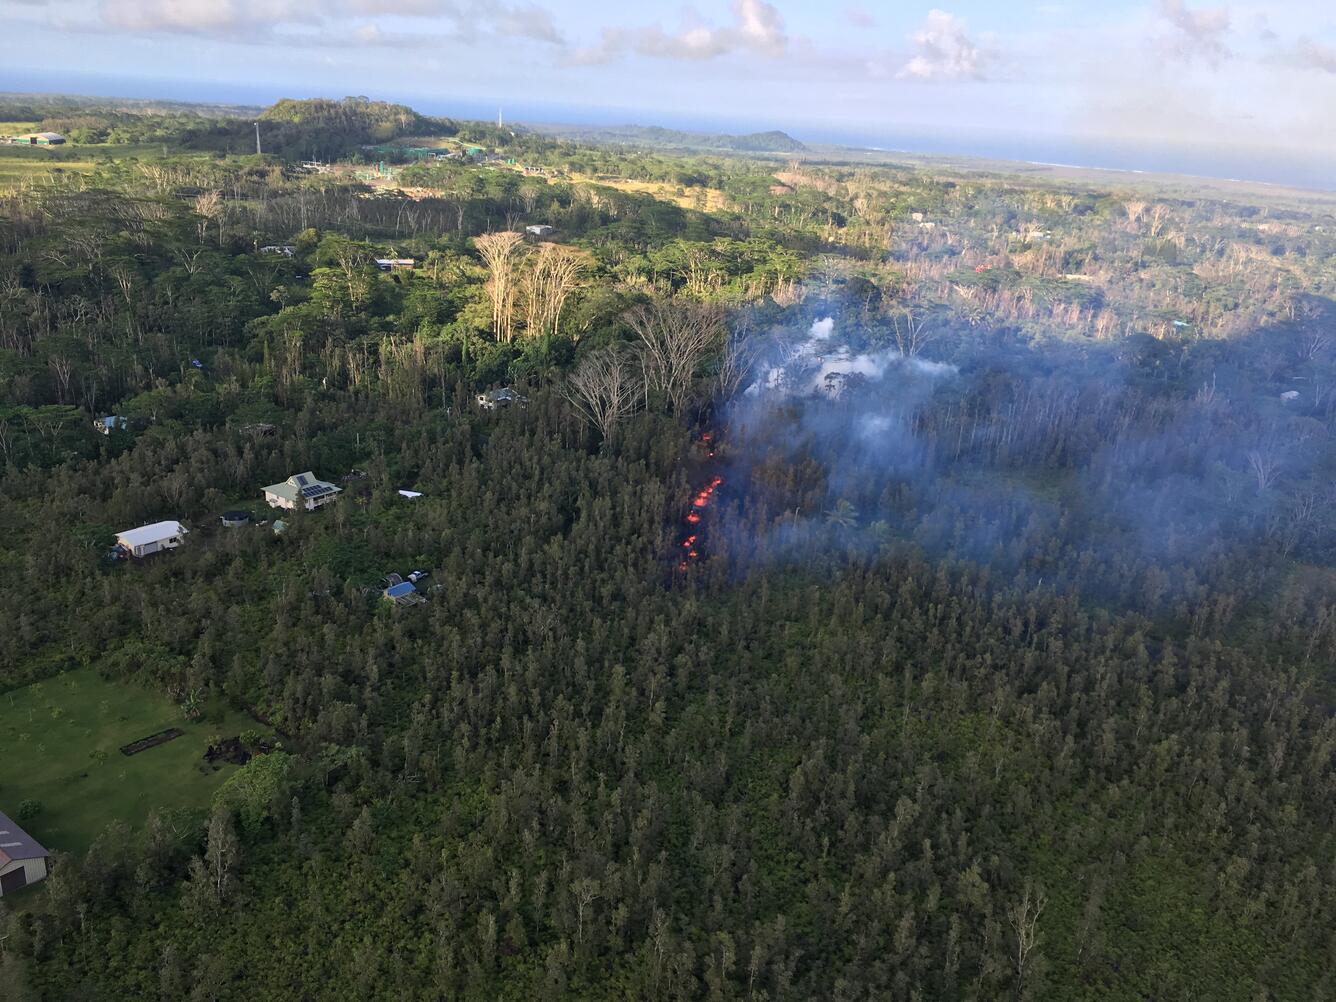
[[254, 122, 262, 156], [498, 107, 503, 129]]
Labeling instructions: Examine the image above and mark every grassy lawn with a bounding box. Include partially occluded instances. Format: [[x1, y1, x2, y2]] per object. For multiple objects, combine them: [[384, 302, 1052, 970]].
[[0, 152, 98, 190], [0, 668, 255, 856]]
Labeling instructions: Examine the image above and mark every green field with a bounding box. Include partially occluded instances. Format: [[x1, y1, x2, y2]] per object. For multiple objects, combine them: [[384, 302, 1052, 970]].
[[0, 668, 255, 855]]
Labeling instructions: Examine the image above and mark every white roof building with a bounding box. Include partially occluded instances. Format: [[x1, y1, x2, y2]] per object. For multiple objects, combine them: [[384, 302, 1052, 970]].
[[115, 521, 188, 558]]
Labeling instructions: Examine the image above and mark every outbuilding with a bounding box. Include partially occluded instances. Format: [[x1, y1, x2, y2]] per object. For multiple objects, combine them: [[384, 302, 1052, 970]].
[[220, 511, 251, 528], [7, 132, 65, 146], [263, 472, 342, 511], [93, 415, 129, 435], [115, 521, 188, 558], [0, 810, 50, 896], [525, 224, 555, 238]]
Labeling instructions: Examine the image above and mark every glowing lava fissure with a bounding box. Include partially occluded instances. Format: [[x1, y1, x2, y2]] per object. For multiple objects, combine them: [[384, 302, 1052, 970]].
[[676, 432, 724, 572]]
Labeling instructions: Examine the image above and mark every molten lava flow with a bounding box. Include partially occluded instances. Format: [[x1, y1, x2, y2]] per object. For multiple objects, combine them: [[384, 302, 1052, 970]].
[[677, 433, 724, 572]]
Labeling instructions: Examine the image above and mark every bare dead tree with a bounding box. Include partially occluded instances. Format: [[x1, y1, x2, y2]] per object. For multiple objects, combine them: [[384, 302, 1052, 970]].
[[713, 316, 762, 401], [475, 231, 526, 343], [1149, 203, 1171, 238], [564, 347, 641, 443], [520, 244, 589, 341], [1007, 882, 1047, 999], [626, 298, 727, 415], [193, 190, 223, 245], [891, 304, 936, 357], [1246, 446, 1284, 491]]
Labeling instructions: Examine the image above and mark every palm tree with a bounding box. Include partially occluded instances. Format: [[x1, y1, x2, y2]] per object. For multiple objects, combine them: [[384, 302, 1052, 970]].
[[825, 499, 858, 529]]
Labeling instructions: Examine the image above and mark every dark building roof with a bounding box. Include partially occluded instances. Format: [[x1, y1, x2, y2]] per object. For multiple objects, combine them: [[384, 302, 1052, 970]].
[[0, 811, 49, 866]]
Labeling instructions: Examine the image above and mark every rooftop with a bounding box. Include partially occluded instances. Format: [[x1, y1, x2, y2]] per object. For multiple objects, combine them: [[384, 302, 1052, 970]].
[[116, 521, 187, 547], [0, 810, 49, 866], [264, 472, 341, 503]]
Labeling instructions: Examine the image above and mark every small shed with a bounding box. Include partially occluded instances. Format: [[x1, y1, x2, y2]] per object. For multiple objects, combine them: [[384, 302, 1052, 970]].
[[398, 489, 423, 499], [525, 224, 555, 238], [115, 521, 187, 558], [220, 511, 251, 528], [374, 258, 415, 272], [0, 810, 50, 896], [272, 519, 289, 536], [93, 415, 129, 435]]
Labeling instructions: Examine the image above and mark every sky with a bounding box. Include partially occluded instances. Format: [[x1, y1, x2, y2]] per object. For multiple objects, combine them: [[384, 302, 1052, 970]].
[[3, 1, 1336, 173]]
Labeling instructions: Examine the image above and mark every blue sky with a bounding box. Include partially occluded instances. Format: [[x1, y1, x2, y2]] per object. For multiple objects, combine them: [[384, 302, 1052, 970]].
[[4, 1, 1336, 159]]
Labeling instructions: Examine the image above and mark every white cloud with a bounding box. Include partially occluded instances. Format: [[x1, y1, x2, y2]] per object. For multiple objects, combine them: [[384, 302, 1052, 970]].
[[94, 0, 564, 45], [845, 6, 876, 29], [897, 10, 989, 81], [572, 0, 787, 65], [1290, 37, 1336, 73], [1155, 0, 1232, 64]]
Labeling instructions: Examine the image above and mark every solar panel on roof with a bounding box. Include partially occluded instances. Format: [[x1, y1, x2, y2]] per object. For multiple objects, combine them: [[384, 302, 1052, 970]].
[[294, 474, 310, 486]]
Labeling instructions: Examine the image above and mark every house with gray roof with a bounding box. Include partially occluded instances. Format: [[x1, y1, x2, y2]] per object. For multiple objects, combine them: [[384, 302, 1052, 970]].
[[0, 810, 50, 896], [263, 472, 342, 511]]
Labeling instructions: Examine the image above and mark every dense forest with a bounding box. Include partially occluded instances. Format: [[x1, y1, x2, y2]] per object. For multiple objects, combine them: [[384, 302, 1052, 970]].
[[1, 97, 1334, 1001]]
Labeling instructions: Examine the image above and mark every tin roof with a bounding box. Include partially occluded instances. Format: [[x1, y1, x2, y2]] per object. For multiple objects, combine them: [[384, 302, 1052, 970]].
[[116, 521, 187, 547], [0, 810, 49, 866]]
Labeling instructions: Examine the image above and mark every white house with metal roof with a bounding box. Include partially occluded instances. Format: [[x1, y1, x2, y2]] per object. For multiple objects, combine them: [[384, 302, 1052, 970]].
[[115, 520, 188, 558], [263, 472, 342, 511], [0, 810, 50, 896]]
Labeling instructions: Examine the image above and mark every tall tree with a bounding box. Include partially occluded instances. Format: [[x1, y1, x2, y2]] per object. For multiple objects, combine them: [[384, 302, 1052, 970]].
[[475, 231, 526, 344]]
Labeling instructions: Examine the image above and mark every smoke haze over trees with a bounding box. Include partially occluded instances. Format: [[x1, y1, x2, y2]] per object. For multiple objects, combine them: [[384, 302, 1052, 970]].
[[1, 96, 1335, 1002]]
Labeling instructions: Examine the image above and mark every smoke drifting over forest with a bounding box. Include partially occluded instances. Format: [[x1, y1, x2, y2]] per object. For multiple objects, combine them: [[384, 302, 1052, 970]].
[[718, 309, 1335, 614]]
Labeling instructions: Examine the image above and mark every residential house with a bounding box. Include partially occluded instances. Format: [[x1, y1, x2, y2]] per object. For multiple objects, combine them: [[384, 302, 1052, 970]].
[[0, 810, 49, 896], [260, 245, 296, 256], [115, 521, 188, 558], [263, 472, 342, 511], [525, 224, 555, 238], [384, 581, 424, 606], [374, 258, 415, 272]]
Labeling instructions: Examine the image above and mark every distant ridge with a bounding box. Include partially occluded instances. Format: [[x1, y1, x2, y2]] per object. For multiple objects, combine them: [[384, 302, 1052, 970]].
[[536, 122, 806, 153]]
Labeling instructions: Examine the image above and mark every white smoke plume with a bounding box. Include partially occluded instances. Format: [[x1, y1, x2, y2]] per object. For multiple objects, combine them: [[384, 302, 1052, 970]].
[[746, 316, 956, 399]]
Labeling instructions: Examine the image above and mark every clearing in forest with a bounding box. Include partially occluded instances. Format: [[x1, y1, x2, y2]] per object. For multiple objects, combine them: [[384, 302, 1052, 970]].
[[0, 668, 253, 855], [568, 172, 732, 212]]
